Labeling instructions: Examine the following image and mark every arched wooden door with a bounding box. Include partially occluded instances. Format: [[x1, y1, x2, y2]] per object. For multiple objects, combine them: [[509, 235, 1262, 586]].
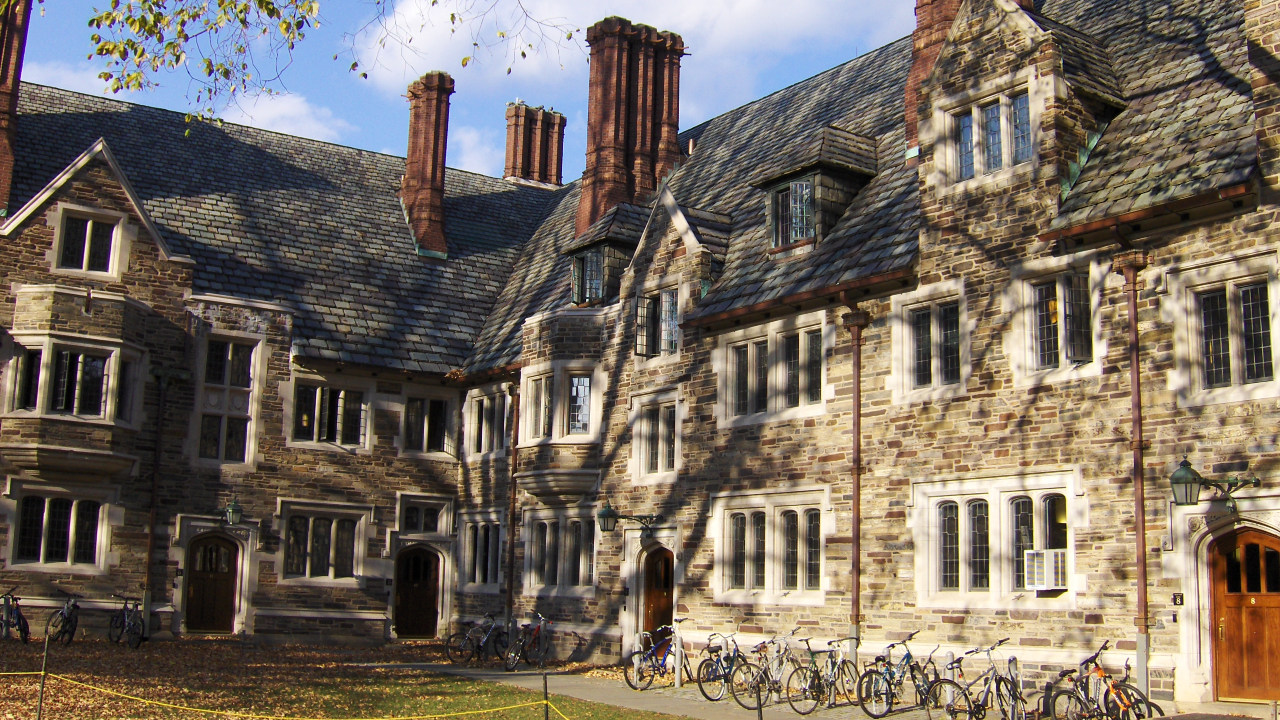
[[395, 547, 440, 638], [642, 547, 674, 650], [186, 535, 239, 633], [1211, 528, 1280, 701]]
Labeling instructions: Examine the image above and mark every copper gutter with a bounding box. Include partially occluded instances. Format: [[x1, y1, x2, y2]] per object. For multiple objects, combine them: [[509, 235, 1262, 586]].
[[840, 297, 869, 641], [1039, 183, 1253, 244], [445, 362, 522, 386], [684, 267, 914, 329]]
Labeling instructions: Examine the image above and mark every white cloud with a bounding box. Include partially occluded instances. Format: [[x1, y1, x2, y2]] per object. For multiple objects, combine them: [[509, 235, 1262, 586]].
[[220, 93, 357, 143], [23, 61, 110, 95], [448, 125, 504, 176]]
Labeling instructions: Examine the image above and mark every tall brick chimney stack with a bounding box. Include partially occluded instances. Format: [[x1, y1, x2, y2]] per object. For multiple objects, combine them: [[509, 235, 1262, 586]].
[[575, 17, 685, 236], [904, 0, 963, 158], [0, 0, 32, 216], [504, 102, 566, 186], [403, 71, 454, 259]]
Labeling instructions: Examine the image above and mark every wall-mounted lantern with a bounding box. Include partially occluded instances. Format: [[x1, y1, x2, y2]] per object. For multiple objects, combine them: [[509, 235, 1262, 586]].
[[1169, 456, 1260, 513]]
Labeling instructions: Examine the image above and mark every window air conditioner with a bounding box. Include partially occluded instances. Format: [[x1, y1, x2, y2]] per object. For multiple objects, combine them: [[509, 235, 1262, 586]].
[[1025, 549, 1068, 591]]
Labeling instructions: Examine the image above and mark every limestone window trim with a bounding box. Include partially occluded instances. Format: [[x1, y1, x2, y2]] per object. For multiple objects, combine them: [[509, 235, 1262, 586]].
[[0, 478, 120, 576], [521, 506, 597, 598], [282, 372, 375, 455], [906, 468, 1087, 610], [46, 202, 135, 283], [3, 331, 144, 428], [189, 331, 267, 469], [627, 385, 686, 485], [517, 361, 606, 446], [889, 279, 974, 404], [274, 498, 373, 587], [1002, 249, 1109, 388], [634, 277, 687, 369], [395, 385, 458, 460], [457, 508, 504, 594], [463, 382, 510, 461], [712, 309, 833, 430], [1158, 245, 1280, 408], [708, 486, 832, 607], [925, 67, 1049, 196]]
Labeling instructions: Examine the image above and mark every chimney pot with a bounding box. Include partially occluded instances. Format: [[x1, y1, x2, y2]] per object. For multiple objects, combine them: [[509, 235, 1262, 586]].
[[0, 0, 32, 216], [403, 71, 454, 258], [504, 102, 566, 186]]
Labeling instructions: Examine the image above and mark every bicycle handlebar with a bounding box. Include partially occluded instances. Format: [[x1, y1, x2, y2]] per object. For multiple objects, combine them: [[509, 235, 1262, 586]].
[[2, 586, 17, 597], [1081, 640, 1110, 667]]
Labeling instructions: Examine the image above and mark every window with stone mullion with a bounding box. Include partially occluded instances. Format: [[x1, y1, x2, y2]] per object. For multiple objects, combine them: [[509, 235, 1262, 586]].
[[911, 302, 961, 388], [983, 103, 1003, 173], [939, 502, 960, 590], [1033, 282, 1061, 369], [1241, 283, 1274, 383], [1201, 289, 1232, 388], [1011, 497, 1034, 591], [969, 501, 990, 590], [14, 496, 101, 566], [200, 340, 254, 462]]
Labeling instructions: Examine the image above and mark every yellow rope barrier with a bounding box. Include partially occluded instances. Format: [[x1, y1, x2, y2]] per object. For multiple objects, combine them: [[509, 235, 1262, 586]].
[[0, 671, 42, 676], [44, 673, 560, 720]]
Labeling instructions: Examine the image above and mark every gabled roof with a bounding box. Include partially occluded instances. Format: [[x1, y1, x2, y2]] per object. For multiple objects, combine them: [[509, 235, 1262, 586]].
[[1028, 11, 1122, 107], [750, 125, 878, 188], [563, 202, 649, 254]]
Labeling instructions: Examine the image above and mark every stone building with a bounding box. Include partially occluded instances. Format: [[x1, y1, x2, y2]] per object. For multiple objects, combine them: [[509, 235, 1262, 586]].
[[0, 0, 1275, 706]]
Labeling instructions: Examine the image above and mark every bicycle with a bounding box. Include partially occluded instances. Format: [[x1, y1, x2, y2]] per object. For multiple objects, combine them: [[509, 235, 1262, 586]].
[[447, 613, 507, 664], [504, 612, 552, 671], [785, 636, 861, 714], [108, 594, 145, 649], [858, 629, 936, 717], [46, 588, 81, 646], [943, 638, 1025, 720], [695, 629, 747, 701], [0, 587, 29, 644], [623, 618, 694, 691], [729, 627, 802, 710], [1047, 642, 1155, 720]]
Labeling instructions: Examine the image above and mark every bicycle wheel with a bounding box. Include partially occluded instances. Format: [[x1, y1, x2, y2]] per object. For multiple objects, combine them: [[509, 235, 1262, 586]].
[[623, 652, 655, 691], [924, 679, 973, 720], [16, 612, 29, 645], [994, 676, 1026, 720], [46, 611, 68, 645], [503, 638, 525, 671], [1104, 683, 1154, 720], [697, 657, 728, 701], [445, 631, 470, 663], [730, 662, 764, 710], [834, 659, 860, 707], [527, 629, 550, 668], [126, 613, 144, 650], [786, 665, 824, 715], [108, 612, 125, 643], [858, 669, 894, 718], [1049, 690, 1091, 720]]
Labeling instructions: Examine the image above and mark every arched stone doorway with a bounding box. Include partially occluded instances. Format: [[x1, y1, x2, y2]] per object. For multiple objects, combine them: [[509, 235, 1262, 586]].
[[1210, 527, 1280, 701], [395, 546, 441, 638], [186, 534, 239, 633]]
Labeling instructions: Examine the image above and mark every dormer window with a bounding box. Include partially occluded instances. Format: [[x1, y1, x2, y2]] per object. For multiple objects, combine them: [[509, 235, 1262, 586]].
[[773, 179, 814, 247], [572, 249, 604, 304]]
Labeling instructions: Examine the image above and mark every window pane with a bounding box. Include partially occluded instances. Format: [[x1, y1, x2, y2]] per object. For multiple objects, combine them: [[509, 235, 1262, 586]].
[[1266, 548, 1280, 593], [731, 513, 746, 589], [566, 522, 581, 586], [473, 398, 485, 452], [541, 377, 554, 437], [586, 250, 604, 301], [78, 354, 106, 415], [51, 351, 78, 412], [293, 385, 317, 441], [533, 522, 547, 585], [45, 498, 73, 564], [806, 331, 822, 404], [116, 360, 134, 422], [1227, 546, 1242, 593], [466, 524, 478, 582], [546, 521, 560, 586], [940, 302, 961, 385], [1012, 93, 1032, 164], [751, 512, 766, 588], [1246, 543, 1262, 594], [790, 181, 814, 241], [661, 289, 679, 353], [785, 334, 800, 408], [1201, 289, 1231, 387], [404, 398, 425, 452], [321, 387, 340, 442], [479, 525, 491, 583], [333, 519, 356, 579], [568, 375, 591, 434], [530, 379, 545, 437], [635, 296, 653, 357], [776, 188, 792, 246], [16, 496, 44, 561], [754, 341, 769, 413], [1045, 494, 1068, 549], [645, 406, 660, 474], [87, 221, 113, 272], [1012, 497, 1033, 590], [427, 400, 447, 452], [205, 341, 229, 385], [1241, 283, 1274, 383], [405, 506, 420, 533], [733, 345, 748, 416], [224, 417, 249, 462], [341, 391, 363, 445], [572, 255, 585, 304], [983, 103, 1002, 172], [286, 516, 309, 576], [60, 216, 89, 269], [483, 396, 496, 451], [805, 509, 821, 590], [73, 501, 100, 564], [310, 518, 332, 578], [939, 502, 959, 590], [199, 415, 223, 459], [912, 308, 932, 388], [663, 404, 676, 471], [18, 349, 40, 410], [583, 520, 594, 583], [969, 501, 990, 590], [957, 113, 975, 180], [1034, 282, 1060, 369], [228, 344, 253, 388], [1064, 275, 1092, 363], [783, 511, 799, 590]]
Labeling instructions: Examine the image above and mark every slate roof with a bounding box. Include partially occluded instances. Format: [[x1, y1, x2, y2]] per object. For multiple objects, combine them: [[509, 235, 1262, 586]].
[[563, 201, 649, 254], [1028, 12, 1122, 106], [13, 83, 558, 373], [750, 126, 878, 188]]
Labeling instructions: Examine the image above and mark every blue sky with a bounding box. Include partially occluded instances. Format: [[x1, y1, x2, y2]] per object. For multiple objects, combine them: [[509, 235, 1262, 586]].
[[25, 0, 916, 181]]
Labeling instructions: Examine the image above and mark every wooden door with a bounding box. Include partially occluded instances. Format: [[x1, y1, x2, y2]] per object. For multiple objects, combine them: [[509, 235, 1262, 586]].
[[395, 548, 440, 638], [186, 535, 238, 633], [1212, 528, 1280, 701], [642, 547, 674, 651]]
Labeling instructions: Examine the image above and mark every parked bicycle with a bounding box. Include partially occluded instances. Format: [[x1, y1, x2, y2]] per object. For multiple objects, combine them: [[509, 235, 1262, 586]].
[[447, 613, 507, 664], [0, 587, 29, 644], [504, 612, 552, 671], [785, 636, 861, 714], [928, 638, 1024, 720], [858, 630, 937, 717], [623, 617, 694, 690], [695, 629, 747, 701], [107, 594, 145, 649], [729, 627, 802, 710], [1047, 641, 1156, 720], [46, 588, 81, 646]]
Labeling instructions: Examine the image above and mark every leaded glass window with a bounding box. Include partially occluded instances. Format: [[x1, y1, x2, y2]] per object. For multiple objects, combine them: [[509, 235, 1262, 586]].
[[969, 500, 989, 590], [983, 103, 1002, 172], [957, 114, 975, 181], [939, 502, 960, 590]]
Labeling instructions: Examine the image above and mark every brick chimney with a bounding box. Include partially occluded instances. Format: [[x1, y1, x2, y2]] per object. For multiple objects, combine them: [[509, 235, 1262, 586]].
[[0, 0, 31, 216], [504, 102, 566, 186], [904, 0, 963, 158], [575, 17, 684, 236], [403, 72, 453, 259]]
